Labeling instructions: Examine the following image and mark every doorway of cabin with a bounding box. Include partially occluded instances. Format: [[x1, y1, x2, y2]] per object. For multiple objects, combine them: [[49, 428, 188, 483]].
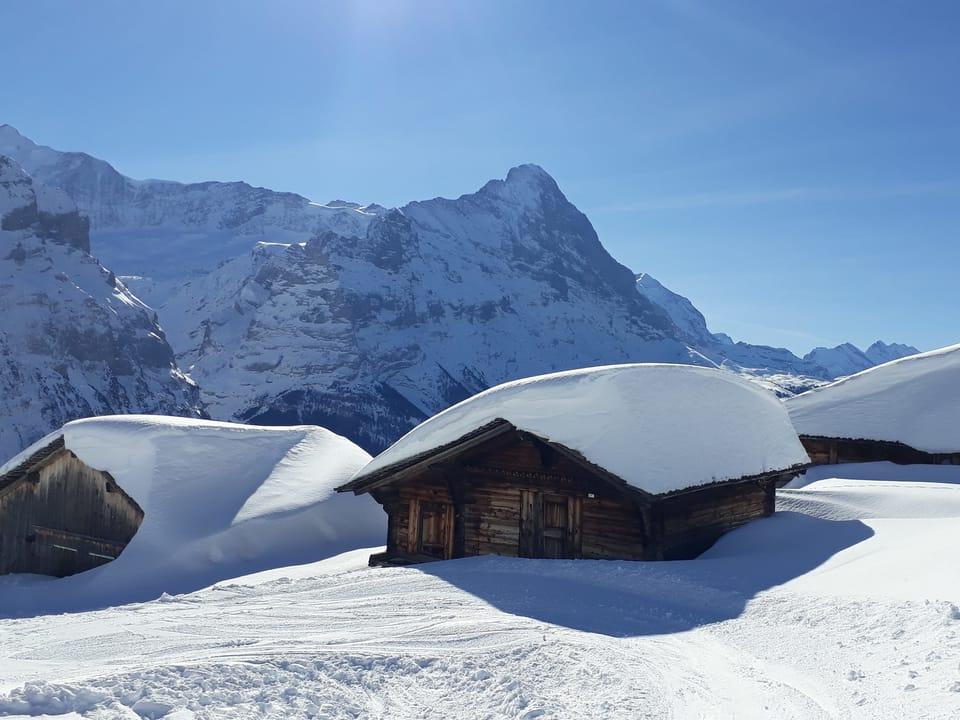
[[411, 499, 454, 559], [519, 490, 582, 559]]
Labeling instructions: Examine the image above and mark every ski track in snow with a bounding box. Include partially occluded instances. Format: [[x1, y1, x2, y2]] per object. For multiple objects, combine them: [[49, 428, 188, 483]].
[[3, 467, 960, 718], [0, 563, 831, 719]]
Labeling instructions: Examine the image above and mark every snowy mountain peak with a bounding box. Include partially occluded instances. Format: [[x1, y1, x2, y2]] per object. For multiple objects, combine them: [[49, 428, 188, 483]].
[[505, 162, 556, 185], [474, 163, 565, 207], [865, 340, 920, 365], [0, 124, 30, 150], [159, 165, 712, 450], [803, 340, 919, 378]]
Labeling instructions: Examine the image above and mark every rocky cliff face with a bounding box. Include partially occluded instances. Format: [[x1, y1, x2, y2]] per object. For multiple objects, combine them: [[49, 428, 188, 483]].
[[0, 156, 205, 458]]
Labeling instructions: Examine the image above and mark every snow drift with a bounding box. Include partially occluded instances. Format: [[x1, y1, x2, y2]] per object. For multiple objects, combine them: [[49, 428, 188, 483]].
[[0, 416, 383, 615], [353, 364, 810, 495], [786, 343, 960, 453]]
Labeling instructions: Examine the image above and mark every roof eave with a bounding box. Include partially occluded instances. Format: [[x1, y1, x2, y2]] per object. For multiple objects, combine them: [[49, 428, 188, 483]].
[[336, 419, 516, 494], [338, 419, 810, 500], [652, 462, 812, 500], [0, 435, 67, 494]]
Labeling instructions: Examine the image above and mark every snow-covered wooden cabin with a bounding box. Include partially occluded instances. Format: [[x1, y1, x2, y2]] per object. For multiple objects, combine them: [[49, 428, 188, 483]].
[[787, 344, 960, 466], [338, 365, 810, 564], [0, 430, 143, 577]]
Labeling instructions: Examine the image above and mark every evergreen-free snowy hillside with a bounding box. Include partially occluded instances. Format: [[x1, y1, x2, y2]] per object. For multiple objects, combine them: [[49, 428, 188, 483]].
[[1, 463, 959, 718]]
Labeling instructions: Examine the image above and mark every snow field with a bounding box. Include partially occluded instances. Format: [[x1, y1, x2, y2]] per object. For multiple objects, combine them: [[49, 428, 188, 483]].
[[2, 464, 960, 717]]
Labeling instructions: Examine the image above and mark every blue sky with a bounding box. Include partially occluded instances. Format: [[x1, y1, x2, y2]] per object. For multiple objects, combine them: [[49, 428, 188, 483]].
[[3, 0, 958, 354]]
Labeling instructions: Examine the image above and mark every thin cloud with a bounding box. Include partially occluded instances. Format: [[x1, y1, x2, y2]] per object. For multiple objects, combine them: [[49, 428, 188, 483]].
[[593, 182, 960, 213], [597, 188, 809, 213]]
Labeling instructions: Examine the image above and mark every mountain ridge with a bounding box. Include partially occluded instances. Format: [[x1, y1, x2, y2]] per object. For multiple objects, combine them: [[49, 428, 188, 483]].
[[0, 124, 921, 453]]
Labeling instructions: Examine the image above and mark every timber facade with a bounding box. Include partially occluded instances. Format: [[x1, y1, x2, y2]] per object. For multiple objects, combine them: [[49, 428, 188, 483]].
[[0, 436, 143, 577], [339, 419, 801, 565], [800, 435, 960, 467]]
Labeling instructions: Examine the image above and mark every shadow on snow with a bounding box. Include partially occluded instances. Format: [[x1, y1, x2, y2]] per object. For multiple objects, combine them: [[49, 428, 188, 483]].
[[416, 512, 873, 637]]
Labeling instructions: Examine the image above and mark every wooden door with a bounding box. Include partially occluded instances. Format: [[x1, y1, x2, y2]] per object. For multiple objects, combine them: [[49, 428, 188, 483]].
[[410, 500, 454, 559], [541, 493, 569, 558], [520, 491, 582, 559]]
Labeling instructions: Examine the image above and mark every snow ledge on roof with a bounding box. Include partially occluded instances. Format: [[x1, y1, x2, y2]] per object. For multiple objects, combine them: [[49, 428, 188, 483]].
[[353, 364, 810, 495], [787, 343, 960, 454], [0, 428, 64, 478]]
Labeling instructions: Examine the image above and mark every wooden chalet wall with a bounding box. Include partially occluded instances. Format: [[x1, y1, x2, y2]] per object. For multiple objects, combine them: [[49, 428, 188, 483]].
[[801, 436, 960, 467], [0, 448, 143, 577], [654, 479, 775, 560], [369, 428, 783, 564]]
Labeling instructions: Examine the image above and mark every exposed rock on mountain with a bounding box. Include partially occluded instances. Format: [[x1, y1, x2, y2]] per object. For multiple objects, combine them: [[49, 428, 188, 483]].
[[0, 155, 205, 458]]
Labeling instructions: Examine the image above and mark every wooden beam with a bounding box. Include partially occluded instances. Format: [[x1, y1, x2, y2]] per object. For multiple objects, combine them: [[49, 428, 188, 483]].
[[443, 473, 467, 559], [459, 463, 577, 485], [407, 499, 421, 554]]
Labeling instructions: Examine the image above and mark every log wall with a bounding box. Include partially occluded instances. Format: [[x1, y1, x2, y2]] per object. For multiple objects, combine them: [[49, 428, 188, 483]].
[[377, 433, 648, 562], [801, 436, 960, 467], [0, 450, 143, 577], [370, 430, 786, 564], [381, 475, 452, 556], [654, 479, 772, 560], [581, 496, 646, 560]]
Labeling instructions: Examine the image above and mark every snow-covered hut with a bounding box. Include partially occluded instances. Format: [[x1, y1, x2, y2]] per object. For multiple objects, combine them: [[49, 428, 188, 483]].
[[0, 430, 142, 577], [0, 416, 384, 601], [338, 365, 810, 564], [787, 344, 960, 466]]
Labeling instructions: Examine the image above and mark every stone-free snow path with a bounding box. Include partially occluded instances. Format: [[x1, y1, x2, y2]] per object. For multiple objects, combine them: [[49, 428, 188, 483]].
[[2, 463, 960, 719]]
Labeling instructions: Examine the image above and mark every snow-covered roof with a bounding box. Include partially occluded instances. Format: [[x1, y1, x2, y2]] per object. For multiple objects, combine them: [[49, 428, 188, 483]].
[[348, 364, 810, 495], [0, 415, 384, 612], [0, 428, 64, 479], [786, 343, 960, 454]]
